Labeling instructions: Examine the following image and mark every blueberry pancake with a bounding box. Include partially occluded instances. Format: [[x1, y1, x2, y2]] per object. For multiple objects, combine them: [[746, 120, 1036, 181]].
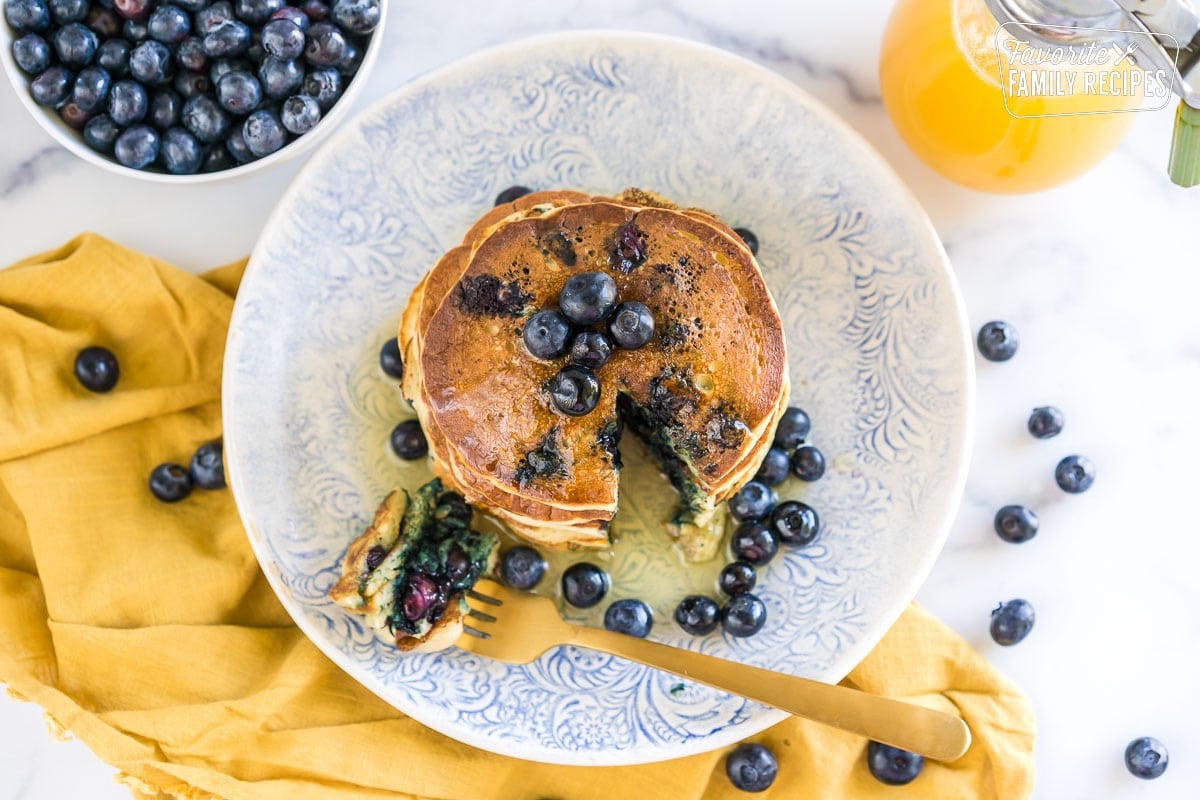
[[329, 479, 498, 652], [400, 190, 789, 562]]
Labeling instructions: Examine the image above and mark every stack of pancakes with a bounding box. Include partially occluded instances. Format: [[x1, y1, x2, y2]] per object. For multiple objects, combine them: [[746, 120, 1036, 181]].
[[399, 190, 788, 562]]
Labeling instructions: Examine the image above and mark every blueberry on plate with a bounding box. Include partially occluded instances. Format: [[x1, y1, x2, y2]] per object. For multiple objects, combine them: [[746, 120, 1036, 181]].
[[867, 741, 924, 786], [604, 598, 652, 638], [378, 337, 404, 380], [1028, 405, 1064, 439], [1055, 454, 1095, 493], [732, 227, 759, 256], [989, 598, 1035, 646], [149, 463, 193, 503], [74, 346, 119, 392], [753, 446, 790, 487], [302, 66, 342, 109], [731, 522, 778, 566], [722, 593, 766, 637], [725, 743, 777, 792], [331, 0, 381, 34], [559, 271, 618, 326], [12, 33, 53, 75], [498, 545, 547, 590], [561, 562, 609, 608], [304, 21, 346, 66], [522, 309, 571, 360], [548, 365, 601, 417], [390, 419, 427, 460], [770, 500, 820, 546], [148, 4, 191, 44], [160, 126, 204, 174], [83, 114, 121, 153], [774, 406, 811, 450], [727, 481, 776, 523], [718, 561, 757, 597], [790, 445, 826, 481], [190, 440, 226, 489], [495, 185, 532, 206], [977, 320, 1019, 362], [568, 330, 613, 369], [280, 93, 322, 134], [216, 70, 263, 114], [114, 125, 160, 169], [608, 301, 655, 350], [993, 504, 1038, 543], [674, 595, 720, 635], [1125, 736, 1168, 779], [31, 65, 75, 106], [5, 0, 52, 31]]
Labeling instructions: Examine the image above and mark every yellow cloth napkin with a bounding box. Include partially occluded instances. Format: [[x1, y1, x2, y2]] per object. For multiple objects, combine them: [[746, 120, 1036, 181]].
[[0, 234, 1035, 800]]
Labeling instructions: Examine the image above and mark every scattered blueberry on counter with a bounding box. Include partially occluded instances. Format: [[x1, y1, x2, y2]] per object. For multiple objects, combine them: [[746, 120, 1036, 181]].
[[378, 336, 404, 380], [1125, 736, 1169, 779], [725, 742, 777, 792], [993, 504, 1038, 544], [73, 344, 119, 392], [389, 419, 428, 460], [674, 594, 720, 635], [789, 444, 826, 481], [721, 592, 767, 637], [498, 545, 546, 590], [604, 598, 652, 638], [493, 184, 531, 206], [867, 741, 924, 786], [718, 561, 757, 597], [1027, 405, 1064, 439], [190, 440, 226, 489], [149, 462, 193, 502], [976, 320, 1019, 362], [561, 562, 609, 608], [1054, 454, 1095, 494], [989, 598, 1035, 646]]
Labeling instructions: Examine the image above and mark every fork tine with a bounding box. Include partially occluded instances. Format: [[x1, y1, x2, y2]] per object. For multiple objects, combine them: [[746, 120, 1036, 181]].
[[467, 608, 497, 623], [466, 588, 502, 606], [461, 624, 490, 639]]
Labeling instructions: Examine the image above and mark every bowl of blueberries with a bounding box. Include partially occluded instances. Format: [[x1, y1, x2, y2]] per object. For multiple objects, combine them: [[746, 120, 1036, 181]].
[[1, 0, 384, 179]]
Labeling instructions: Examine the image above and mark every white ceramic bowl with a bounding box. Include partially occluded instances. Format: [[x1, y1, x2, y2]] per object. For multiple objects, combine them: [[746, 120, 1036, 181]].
[[0, 2, 386, 182]]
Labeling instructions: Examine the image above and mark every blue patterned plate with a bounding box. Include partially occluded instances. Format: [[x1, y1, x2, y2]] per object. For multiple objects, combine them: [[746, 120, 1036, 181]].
[[224, 31, 973, 766]]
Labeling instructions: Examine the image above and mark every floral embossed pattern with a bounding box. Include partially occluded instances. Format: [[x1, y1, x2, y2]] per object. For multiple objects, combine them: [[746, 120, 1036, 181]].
[[223, 32, 973, 765]]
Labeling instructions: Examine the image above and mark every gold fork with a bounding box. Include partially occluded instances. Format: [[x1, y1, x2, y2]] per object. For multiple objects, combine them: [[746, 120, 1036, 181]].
[[458, 579, 971, 762]]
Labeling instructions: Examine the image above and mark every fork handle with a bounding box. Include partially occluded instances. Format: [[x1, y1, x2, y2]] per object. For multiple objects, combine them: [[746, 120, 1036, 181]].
[[566, 626, 971, 762]]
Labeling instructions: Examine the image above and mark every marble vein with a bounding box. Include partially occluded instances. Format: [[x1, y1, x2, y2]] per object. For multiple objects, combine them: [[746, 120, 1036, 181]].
[[1, 146, 75, 199]]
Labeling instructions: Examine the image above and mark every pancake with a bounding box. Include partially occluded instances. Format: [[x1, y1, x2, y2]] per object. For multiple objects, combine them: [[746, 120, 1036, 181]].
[[401, 190, 789, 562]]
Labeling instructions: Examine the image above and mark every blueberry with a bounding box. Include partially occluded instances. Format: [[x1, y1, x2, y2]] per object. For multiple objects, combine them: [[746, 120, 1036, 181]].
[[390, 419, 427, 460], [733, 227, 759, 256], [790, 445, 826, 481], [721, 593, 766, 637], [175, 36, 207, 72], [559, 271, 617, 326], [83, 114, 120, 152], [173, 69, 212, 98], [718, 561, 757, 597], [201, 143, 236, 172], [203, 19, 252, 57], [54, 23, 98, 69], [173, 0, 208, 10], [148, 4, 190, 43], [725, 743, 777, 792], [1055, 454, 1095, 493], [304, 21, 346, 66], [867, 742, 924, 786], [72, 66, 111, 113], [494, 185, 531, 205], [524, 309, 569, 362], [993, 504, 1038, 543], [302, 65, 341, 108], [270, 5, 309, 29], [48, 0, 87, 23], [208, 56, 251, 84], [182, 93, 230, 143], [121, 19, 147, 40], [977, 320, 1018, 362], [731, 522, 778, 566], [13, 33, 53, 74], [1027, 405, 1064, 439], [498, 545, 547, 590], [84, 5, 121, 37], [548, 365, 601, 417], [159, 126, 203, 173], [400, 571, 441, 622], [129, 40, 174, 85], [30, 66, 74, 106], [1125, 736, 1168, 779], [300, 0, 329, 21], [561, 562, 609, 608], [194, 1, 232, 35], [568, 331, 614, 369], [674, 595, 720, 635], [773, 406, 811, 449], [378, 337, 404, 380], [114, 124, 160, 169], [607, 301, 654, 350], [331, 0, 379, 33], [215, 70, 262, 114], [990, 598, 1035, 646], [58, 100, 92, 129], [147, 89, 182, 130], [74, 346, 119, 392], [258, 56, 304, 98], [754, 447, 790, 487], [242, 108, 286, 156], [223, 124, 255, 162], [96, 38, 130, 77], [727, 481, 776, 523], [279, 93, 321, 134], [612, 222, 647, 271], [149, 463, 193, 503], [190, 440, 226, 489], [334, 37, 359, 75], [5, 0, 51, 32], [113, 0, 150, 21], [769, 500, 820, 546], [260, 18, 305, 59], [234, 0, 283, 24], [604, 598, 652, 638], [107, 79, 146, 124]]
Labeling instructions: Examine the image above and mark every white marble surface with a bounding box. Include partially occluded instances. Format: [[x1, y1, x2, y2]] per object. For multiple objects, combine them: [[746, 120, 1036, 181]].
[[2, 1, 1199, 798]]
